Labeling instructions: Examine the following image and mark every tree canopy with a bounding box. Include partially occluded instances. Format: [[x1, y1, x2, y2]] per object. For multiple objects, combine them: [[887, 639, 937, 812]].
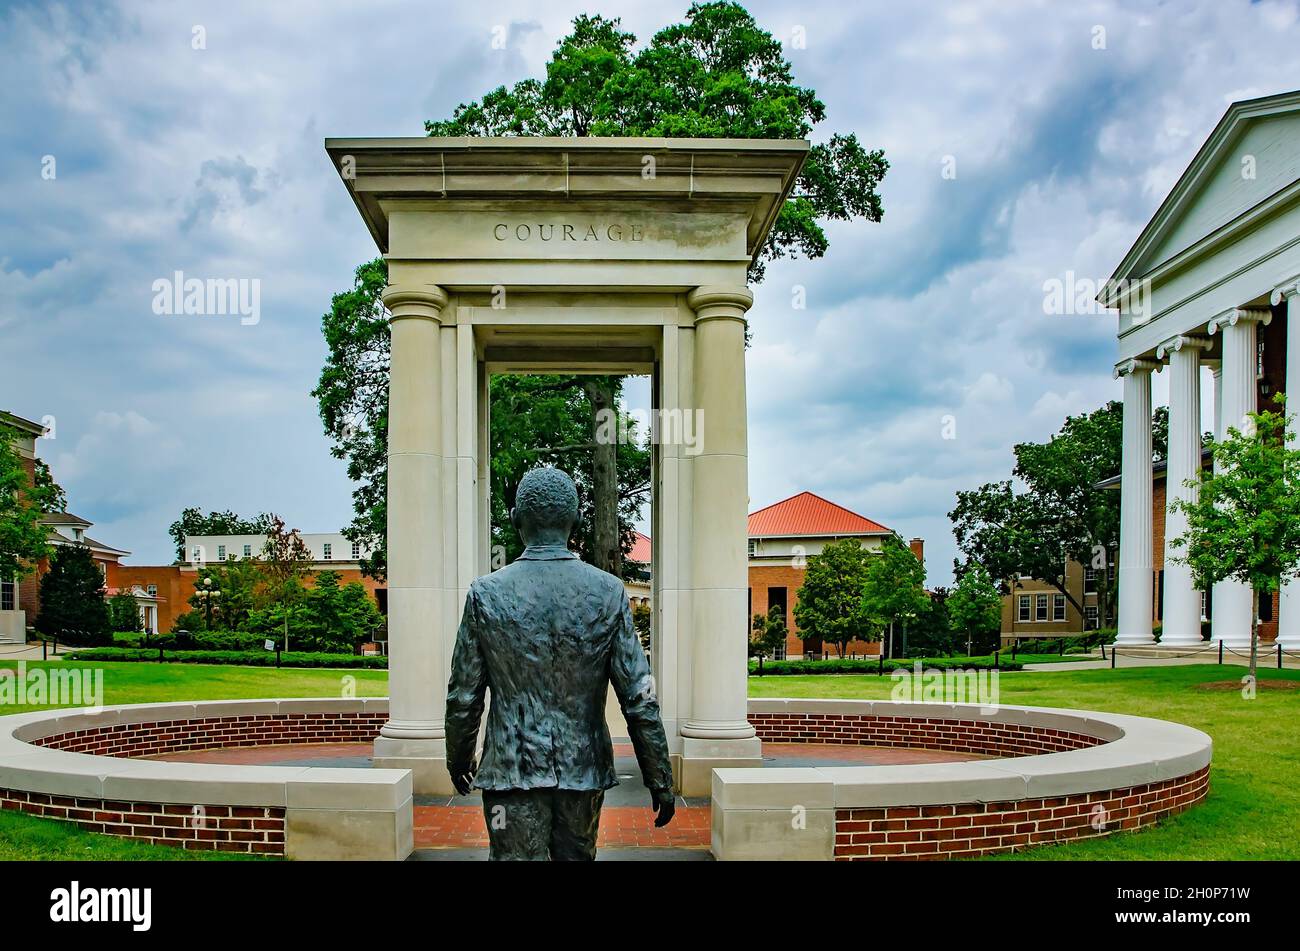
[[35, 545, 111, 646], [168, 508, 273, 563], [0, 422, 55, 584], [792, 538, 878, 656], [425, 3, 888, 282]]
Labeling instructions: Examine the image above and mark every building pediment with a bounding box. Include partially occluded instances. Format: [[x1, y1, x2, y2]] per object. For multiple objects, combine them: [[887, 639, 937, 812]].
[[1107, 90, 1300, 294]]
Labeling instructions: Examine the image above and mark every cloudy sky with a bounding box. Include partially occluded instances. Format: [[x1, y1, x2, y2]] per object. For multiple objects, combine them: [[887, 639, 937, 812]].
[[3, 0, 1300, 584]]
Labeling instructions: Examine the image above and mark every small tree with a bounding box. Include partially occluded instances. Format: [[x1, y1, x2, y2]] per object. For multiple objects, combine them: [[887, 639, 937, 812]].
[[185, 558, 261, 631], [947, 563, 1004, 656], [35, 546, 111, 646], [107, 591, 143, 633], [794, 538, 877, 658], [861, 534, 929, 659], [1171, 397, 1300, 681], [260, 516, 313, 651], [1, 422, 55, 588], [749, 605, 788, 659]]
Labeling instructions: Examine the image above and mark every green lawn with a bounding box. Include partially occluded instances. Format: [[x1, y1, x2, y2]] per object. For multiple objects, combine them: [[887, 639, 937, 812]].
[[1, 660, 1295, 860], [751, 664, 1300, 860]]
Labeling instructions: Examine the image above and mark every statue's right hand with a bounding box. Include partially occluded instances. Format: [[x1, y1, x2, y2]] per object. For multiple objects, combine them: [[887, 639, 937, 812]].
[[450, 761, 477, 796]]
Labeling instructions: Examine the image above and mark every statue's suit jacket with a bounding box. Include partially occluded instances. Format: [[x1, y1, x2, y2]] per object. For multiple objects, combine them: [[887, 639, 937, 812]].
[[445, 544, 674, 793]]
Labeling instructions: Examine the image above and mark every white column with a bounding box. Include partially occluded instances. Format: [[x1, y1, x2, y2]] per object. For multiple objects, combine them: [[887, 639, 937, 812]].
[[679, 286, 761, 795], [1207, 307, 1269, 648], [373, 283, 453, 794], [1273, 283, 1300, 648], [1116, 359, 1157, 645], [1157, 336, 1210, 646]]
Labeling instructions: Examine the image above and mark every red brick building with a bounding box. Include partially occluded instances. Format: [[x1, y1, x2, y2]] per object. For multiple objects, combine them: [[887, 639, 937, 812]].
[[747, 492, 924, 659]]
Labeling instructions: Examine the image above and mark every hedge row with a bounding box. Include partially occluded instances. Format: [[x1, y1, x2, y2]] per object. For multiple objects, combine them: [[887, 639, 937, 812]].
[[748, 656, 1023, 676], [63, 648, 387, 669]]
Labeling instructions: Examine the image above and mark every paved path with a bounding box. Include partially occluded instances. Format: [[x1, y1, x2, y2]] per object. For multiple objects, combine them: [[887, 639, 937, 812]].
[[1021, 648, 1300, 672], [149, 739, 982, 858]]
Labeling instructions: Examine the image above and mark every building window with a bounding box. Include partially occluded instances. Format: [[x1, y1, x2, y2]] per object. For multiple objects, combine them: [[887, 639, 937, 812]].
[[147, 584, 157, 597], [323, 543, 332, 560], [1085, 605, 1098, 630], [1, 579, 14, 612], [243, 544, 252, 558], [191, 546, 202, 563], [1200, 591, 1208, 622], [747, 539, 757, 557], [351, 541, 361, 559], [1017, 595, 1031, 622], [1052, 594, 1066, 621], [1084, 567, 1097, 593], [1035, 594, 1048, 622], [217, 545, 226, 561]]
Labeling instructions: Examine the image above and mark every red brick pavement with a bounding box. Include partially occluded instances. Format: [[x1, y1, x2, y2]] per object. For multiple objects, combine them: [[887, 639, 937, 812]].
[[413, 803, 712, 850]]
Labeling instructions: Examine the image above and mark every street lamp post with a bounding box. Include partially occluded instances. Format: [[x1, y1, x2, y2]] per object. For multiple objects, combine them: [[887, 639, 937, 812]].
[[196, 576, 222, 630]]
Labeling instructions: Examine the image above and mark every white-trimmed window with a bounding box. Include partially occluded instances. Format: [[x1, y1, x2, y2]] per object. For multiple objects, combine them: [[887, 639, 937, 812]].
[[1035, 594, 1048, 622], [1200, 591, 1208, 622], [217, 545, 226, 561], [323, 543, 332, 561], [1, 578, 15, 612], [1052, 594, 1066, 621], [1017, 595, 1031, 622], [1085, 605, 1098, 629], [147, 584, 157, 597], [351, 541, 361, 559], [747, 539, 757, 557], [243, 544, 252, 557], [191, 546, 202, 563]]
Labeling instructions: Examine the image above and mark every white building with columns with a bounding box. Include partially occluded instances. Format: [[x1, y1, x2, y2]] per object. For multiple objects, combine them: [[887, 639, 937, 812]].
[[1103, 90, 1300, 650]]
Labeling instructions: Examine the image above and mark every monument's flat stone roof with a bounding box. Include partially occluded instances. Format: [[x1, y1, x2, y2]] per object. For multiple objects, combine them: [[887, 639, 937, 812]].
[[324, 135, 809, 258]]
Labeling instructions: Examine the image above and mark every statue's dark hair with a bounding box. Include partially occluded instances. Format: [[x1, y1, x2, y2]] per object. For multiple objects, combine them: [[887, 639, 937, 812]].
[[514, 467, 579, 532]]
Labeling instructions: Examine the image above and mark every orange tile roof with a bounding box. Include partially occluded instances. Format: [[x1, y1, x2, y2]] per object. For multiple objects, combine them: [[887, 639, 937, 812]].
[[627, 531, 652, 564], [747, 491, 891, 537]]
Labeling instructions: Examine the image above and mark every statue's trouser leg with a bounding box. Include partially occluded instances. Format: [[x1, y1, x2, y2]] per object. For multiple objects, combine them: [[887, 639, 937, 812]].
[[482, 789, 550, 861], [549, 790, 604, 861]]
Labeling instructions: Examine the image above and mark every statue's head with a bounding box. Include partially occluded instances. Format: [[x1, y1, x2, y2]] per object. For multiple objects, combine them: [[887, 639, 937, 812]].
[[511, 466, 579, 548]]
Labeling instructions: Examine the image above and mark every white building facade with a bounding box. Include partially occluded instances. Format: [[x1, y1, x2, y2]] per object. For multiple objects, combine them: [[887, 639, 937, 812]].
[[1105, 91, 1300, 650]]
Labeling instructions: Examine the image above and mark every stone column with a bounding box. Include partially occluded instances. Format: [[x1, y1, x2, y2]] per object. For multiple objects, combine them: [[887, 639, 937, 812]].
[[1207, 307, 1269, 648], [1116, 358, 1157, 646], [1156, 336, 1210, 646], [679, 286, 761, 796], [1273, 283, 1300, 649], [372, 283, 454, 794]]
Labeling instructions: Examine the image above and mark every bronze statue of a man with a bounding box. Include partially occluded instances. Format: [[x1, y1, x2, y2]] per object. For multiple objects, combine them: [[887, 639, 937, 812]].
[[445, 466, 675, 860]]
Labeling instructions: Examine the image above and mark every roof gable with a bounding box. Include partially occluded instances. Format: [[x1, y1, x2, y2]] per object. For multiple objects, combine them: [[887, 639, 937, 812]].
[[748, 491, 890, 537], [1110, 90, 1300, 287]]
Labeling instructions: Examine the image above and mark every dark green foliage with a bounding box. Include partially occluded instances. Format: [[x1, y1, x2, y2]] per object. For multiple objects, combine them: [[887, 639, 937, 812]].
[[107, 592, 142, 634], [35, 546, 111, 646], [63, 648, 387, 668]]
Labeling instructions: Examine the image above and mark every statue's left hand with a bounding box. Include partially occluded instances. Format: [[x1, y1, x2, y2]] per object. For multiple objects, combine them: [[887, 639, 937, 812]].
[[651, 787, 676, 828], [450, 761, 477, 797]]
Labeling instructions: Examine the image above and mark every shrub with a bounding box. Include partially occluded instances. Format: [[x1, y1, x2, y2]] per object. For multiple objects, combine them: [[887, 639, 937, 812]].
[[748, 656, 1022, 676], [63, 648, 387, 668]]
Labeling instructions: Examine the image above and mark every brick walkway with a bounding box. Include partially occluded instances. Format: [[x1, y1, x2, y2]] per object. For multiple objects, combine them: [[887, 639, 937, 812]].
[[149, 739, 980, 854]]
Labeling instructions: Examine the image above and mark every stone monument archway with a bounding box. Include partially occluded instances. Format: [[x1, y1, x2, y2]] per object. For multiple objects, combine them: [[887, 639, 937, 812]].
[[326, 136, 807, 796]]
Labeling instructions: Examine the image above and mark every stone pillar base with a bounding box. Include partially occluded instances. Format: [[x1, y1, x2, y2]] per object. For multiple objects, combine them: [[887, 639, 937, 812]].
[[678, 736, 763, 798], [373, 736, 455, 796]]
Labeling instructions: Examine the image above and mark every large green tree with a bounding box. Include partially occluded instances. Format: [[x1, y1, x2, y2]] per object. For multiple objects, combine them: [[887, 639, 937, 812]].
[[793, 538, 877, 657], [317, 6, 887, 577], [1171, 397, 1300, 680], [35, 545, 111, 646], [0, 422, 55, 585], [427, 4, 887, 282], [950, 402, 1165, 627], [861, 533, 929, 658], [947, 563, 1003, 656]]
